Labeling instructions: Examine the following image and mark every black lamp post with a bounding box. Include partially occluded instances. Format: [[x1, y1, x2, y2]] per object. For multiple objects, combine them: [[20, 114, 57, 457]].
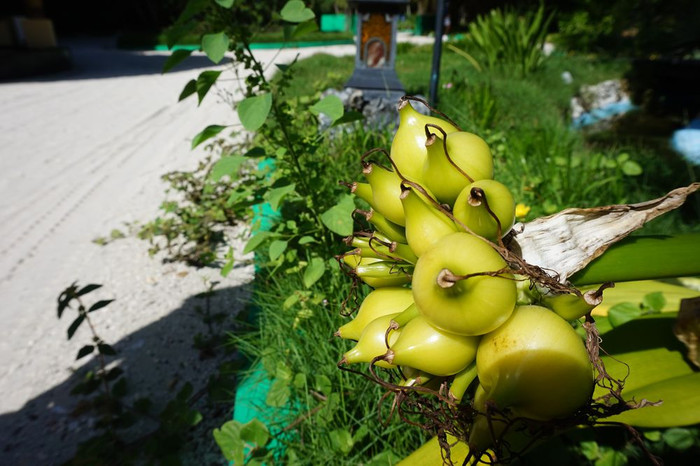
[[344, 0, 408, 100]]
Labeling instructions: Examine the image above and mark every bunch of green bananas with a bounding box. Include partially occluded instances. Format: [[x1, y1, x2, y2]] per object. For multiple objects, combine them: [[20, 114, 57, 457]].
[[337, 97, 595, 459]]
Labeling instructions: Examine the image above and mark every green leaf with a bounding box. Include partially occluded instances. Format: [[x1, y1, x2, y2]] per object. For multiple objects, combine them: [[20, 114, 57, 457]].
[[332, 110, 364, 126], [320, 194, 355, 236], [310, 95, 344, 122], [179, 79, 197, 101], [244, 146, 266, 157], [76, 345, 94, 360], [298, 236, 315, 245], [67, 314, 85, 340], [244, 231, 272, 254], [290, 19, 318, 39], [621, 160, 643, 176], [163, 49, 193, 73], [276, 361, 293, 382], [596, 449, 628, 466], [97, 343, 117, 356], [605, 373, 700, 428], [88, 299, 114, 313], [595, 315, 694, 395], [215, 0, 235, 7], [303, 257, 326, 288], [662, 427, 695, 450], [213, 420, 245, 464], [293, 372, 307, 389], [269, 240, 288, 261], [210, 155, 245, 181], [608, 302, 642, 328], [283, 293, 300, 309], [238, 93, 272, 131], [221, 258, 234, 278], [196, 70, 222, 105], [77, 283, 102, 297], [266, 378, 290, 407], [314, 374, 332, 396], [112, 377, 127, 398], [643, 292, 666, 312], [202, 32, 229, 64], [240, 418, 270, 447], [329, 428, 353, 454], [105, 367, 124, 381], [579, 441, 600, 461], [266, 183, 296, 211], [280, 0, 315, 23], [191, 124, 227, 149]]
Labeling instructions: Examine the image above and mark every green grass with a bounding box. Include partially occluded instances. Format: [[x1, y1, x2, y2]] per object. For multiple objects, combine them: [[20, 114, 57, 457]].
[[283, 47, 699, 232], [230, 272, 428, 464]]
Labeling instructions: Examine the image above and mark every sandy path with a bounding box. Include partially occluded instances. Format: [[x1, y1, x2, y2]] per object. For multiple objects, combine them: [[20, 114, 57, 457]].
[[0, 38, 354, 465]]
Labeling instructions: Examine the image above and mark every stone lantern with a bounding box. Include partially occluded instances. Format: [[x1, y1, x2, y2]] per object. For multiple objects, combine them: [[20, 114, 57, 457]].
[[345, 0, 408, 99]]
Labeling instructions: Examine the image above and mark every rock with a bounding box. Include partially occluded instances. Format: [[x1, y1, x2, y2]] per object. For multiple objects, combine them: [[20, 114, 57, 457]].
[[571, 79, 636, 129], [319, 88, 419, 132]]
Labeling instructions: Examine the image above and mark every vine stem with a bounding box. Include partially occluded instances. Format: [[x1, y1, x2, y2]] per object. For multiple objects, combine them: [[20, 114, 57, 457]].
[[243, 43, 328, 242]]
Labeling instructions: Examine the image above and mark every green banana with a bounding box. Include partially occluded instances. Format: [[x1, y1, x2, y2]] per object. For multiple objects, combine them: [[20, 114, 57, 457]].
[[336, 287, 414, 340], [422, 129, 494, 205], [363, 162, 405, 226], [390, 99, 459, 183], [400, 184, 457, 257]]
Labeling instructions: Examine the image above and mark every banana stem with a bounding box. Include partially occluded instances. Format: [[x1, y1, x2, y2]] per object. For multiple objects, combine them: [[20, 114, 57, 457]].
[[449, 362, 478, 402]]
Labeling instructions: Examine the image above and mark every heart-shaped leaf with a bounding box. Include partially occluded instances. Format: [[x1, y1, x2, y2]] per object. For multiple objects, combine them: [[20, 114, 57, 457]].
[[240, 419, 269, 448], [202, 32, 229, 64], [215, 0, 235, 7], [238, 93, 272, 131], [303, 257, 326, 288], [280, 0, 315, 23], [310, 95, 344, 122], [320, 195, 355, 236], [213, 420, 244, 464], [210, 156, 245, 181]]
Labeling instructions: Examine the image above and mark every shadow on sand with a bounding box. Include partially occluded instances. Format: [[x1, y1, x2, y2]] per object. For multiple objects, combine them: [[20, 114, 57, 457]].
[[0, 280, 252, 466], [2, 37, 220, 83]]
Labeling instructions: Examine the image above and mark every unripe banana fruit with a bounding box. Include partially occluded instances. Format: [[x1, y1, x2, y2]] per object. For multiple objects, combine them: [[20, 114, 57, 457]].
[[453, 179, 516, 241], [400, 184, 457, 257], [474, 305, 594, 421], [336, 287, 414, 340], [390, 100, 458, 183], [340, 314, 401, 369], [384, 314, 480, 376], [363, 163, 405, 226], [422, 130, 494, 205], [411, 232, 516, 336]]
